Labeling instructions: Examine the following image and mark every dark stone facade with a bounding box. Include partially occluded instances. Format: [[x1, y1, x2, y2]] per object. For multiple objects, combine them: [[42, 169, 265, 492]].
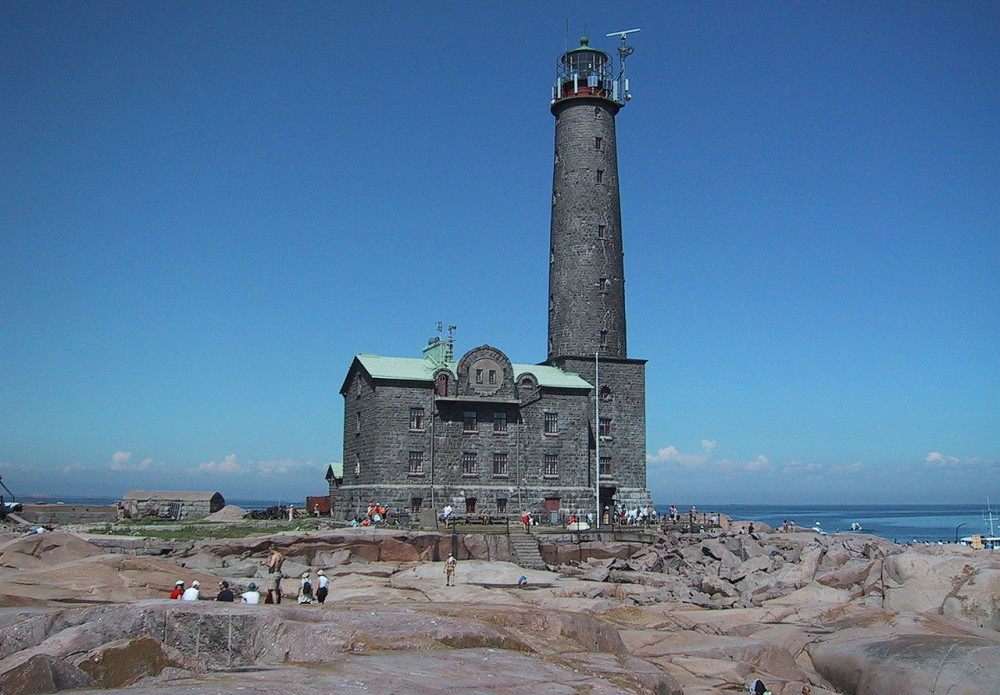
[[330, 38, 652, 522], [331, 344, 604, 522]]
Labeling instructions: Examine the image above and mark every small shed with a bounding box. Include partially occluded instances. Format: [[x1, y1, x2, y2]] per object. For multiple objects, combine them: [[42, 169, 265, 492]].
[[122, 490, 225, 521]]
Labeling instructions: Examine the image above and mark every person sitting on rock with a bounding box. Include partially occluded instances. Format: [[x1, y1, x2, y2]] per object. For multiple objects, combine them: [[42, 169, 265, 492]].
[[170, 580, 184, 600], [181, 580, 200, 601], [216, 581, 234, 602], [241, 582, 261, 604], [748, 679, 771, 695]]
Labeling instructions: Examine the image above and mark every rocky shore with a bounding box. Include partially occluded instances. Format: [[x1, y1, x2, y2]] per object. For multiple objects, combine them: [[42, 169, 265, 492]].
[[0, 522, 997, 695]]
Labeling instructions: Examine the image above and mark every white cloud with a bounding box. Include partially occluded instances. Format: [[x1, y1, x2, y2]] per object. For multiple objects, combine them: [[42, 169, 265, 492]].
[[192, 453, 243, 475], [108, 451, 156, 471], [109, 451, 132, 471], [647, 441, 715, 468], [61, 462, 89, 474], [830, 460, 864, 473], [743, 454, 770, 471], [924, 451, 960, 466], [0, 461, 35, 472]]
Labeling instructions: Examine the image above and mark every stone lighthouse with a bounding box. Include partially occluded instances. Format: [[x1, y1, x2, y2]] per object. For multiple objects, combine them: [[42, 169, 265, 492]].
[[546, 34, 652, 515]]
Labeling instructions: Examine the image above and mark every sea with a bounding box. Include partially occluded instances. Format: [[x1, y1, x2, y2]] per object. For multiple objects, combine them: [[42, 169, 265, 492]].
[[13, 495, 997, 545]]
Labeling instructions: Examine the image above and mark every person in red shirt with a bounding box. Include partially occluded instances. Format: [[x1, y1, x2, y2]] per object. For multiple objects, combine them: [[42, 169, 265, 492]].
[[170, 580, 184, 599]]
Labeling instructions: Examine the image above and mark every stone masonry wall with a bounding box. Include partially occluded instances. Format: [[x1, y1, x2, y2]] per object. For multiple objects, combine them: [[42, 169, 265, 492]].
[[548, 96, 627, 361]]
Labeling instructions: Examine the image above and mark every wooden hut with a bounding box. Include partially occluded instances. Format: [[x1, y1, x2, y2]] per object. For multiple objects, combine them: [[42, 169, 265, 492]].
[[122, 490, 225, 521]]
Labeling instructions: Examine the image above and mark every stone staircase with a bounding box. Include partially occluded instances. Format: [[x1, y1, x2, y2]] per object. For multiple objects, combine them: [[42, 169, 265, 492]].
[[509, 532, 548, 570]]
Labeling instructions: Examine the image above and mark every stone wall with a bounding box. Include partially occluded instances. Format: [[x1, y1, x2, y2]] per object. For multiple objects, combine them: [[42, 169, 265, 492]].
[[548, 96, 626, 360], [18, 504, 117, 525]]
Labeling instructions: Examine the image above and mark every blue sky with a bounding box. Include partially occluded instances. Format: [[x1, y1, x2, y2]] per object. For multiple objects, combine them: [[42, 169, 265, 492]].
[[2, 2, 997, 505]]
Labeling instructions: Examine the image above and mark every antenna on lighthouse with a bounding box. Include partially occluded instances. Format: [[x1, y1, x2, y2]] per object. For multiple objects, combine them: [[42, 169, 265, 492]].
[[606, 29, 639, 102]]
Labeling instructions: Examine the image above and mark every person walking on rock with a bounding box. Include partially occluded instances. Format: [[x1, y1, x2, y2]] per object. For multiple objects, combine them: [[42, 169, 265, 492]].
[[316, 569, 328, 604], [444, 552, 457, 586], [182, 580, 200, 601]]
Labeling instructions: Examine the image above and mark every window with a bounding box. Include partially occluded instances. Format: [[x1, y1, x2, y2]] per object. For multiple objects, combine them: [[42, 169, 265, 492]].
[[544, 454, 558, 477], [493, 452, 508, 476], [600, 385, 612, 401], [497, 498, 508, 514], [595, 136, 602, 150], [462, 452, 477, 476], [598, 224, 606, 239], [600, 330, 608, 347], [355, 412, 360, 434], [411, 497, 423, 514], [599, 277, 608, 292], [475, 368, 483, 384], [544, 412, 559, 434], [599, 417, 612, 438], [465, 497, 477, 513], [596, 169, 604, 183], [488, 369, 497, 385], [409, 407, 425, 430], [600, 456, 612, 476], [354, 455, 360, 477], [493, 411, 507, 433], [463, 410, 477, 432], [436, 373, 449, 397], [408, 451, 424, 474]]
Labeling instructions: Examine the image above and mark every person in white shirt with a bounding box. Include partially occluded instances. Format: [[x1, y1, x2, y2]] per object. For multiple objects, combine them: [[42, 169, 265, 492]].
[[181, 580, 200, 601], [241, 582, 261, 604], [316, 569, 328, 604]]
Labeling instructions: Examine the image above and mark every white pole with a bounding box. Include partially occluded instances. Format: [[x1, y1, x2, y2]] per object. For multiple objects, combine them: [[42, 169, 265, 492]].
[[595, 350, 600, 529]]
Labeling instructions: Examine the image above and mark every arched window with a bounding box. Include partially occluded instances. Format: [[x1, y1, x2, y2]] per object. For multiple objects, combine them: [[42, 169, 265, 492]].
[[436, 374, 449, 397]]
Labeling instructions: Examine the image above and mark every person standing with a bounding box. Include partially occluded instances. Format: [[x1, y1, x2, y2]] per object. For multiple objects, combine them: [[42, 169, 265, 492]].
[[182, 580, 200, 601], [271, 571, 283, 604], [521, 510, 530, 532], [170, 580, 184, 599], [444, 552, 457, 586], [298, 572, 313, 604], [315, 569, 328, 604], [216, 581, 234, 602], [263, 547, 285, 574]]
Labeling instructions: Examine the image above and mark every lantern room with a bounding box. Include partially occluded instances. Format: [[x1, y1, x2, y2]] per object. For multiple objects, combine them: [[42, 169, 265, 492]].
[[552, 36, 621, 106]]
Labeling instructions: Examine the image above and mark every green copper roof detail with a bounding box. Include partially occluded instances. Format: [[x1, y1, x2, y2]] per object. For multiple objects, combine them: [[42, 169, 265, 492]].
[[353, 354, 592, 389]]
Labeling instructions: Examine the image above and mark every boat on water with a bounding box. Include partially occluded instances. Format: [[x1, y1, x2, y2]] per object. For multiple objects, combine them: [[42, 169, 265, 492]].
[[959, 499, 999, 549]]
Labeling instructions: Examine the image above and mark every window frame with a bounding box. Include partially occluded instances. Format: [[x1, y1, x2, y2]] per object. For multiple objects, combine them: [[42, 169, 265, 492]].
[[543, 411, 559, 435], [409, 407, 425, 431], [544, 454, 559, 477]]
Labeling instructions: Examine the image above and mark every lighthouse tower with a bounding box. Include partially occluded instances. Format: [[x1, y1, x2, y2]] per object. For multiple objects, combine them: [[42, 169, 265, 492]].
[[546, 35, 651, 513]]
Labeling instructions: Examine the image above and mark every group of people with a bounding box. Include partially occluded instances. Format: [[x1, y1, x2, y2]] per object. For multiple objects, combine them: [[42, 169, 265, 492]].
[[605, 503, 659, 526], [169, 579, 261, 603], [169, 546, 330, 605]]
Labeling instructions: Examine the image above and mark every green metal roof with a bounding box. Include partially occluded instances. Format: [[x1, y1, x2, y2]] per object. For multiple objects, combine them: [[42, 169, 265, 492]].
[[566, 36, 608, 56], [353, 354, 592, 390]]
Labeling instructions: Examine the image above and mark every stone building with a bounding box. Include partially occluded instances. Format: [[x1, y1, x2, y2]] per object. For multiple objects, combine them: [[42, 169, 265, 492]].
[[330, 36, 651, 523], [122, 490, 225, 521]]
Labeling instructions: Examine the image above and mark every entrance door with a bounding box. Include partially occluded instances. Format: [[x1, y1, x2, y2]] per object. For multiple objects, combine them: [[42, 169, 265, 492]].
[[545, 497, 560, 524], [599, 487, 616, 524]]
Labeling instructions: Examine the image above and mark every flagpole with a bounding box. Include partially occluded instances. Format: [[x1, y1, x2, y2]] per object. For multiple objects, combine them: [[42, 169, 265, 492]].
[[595, 350, 600, 530]]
